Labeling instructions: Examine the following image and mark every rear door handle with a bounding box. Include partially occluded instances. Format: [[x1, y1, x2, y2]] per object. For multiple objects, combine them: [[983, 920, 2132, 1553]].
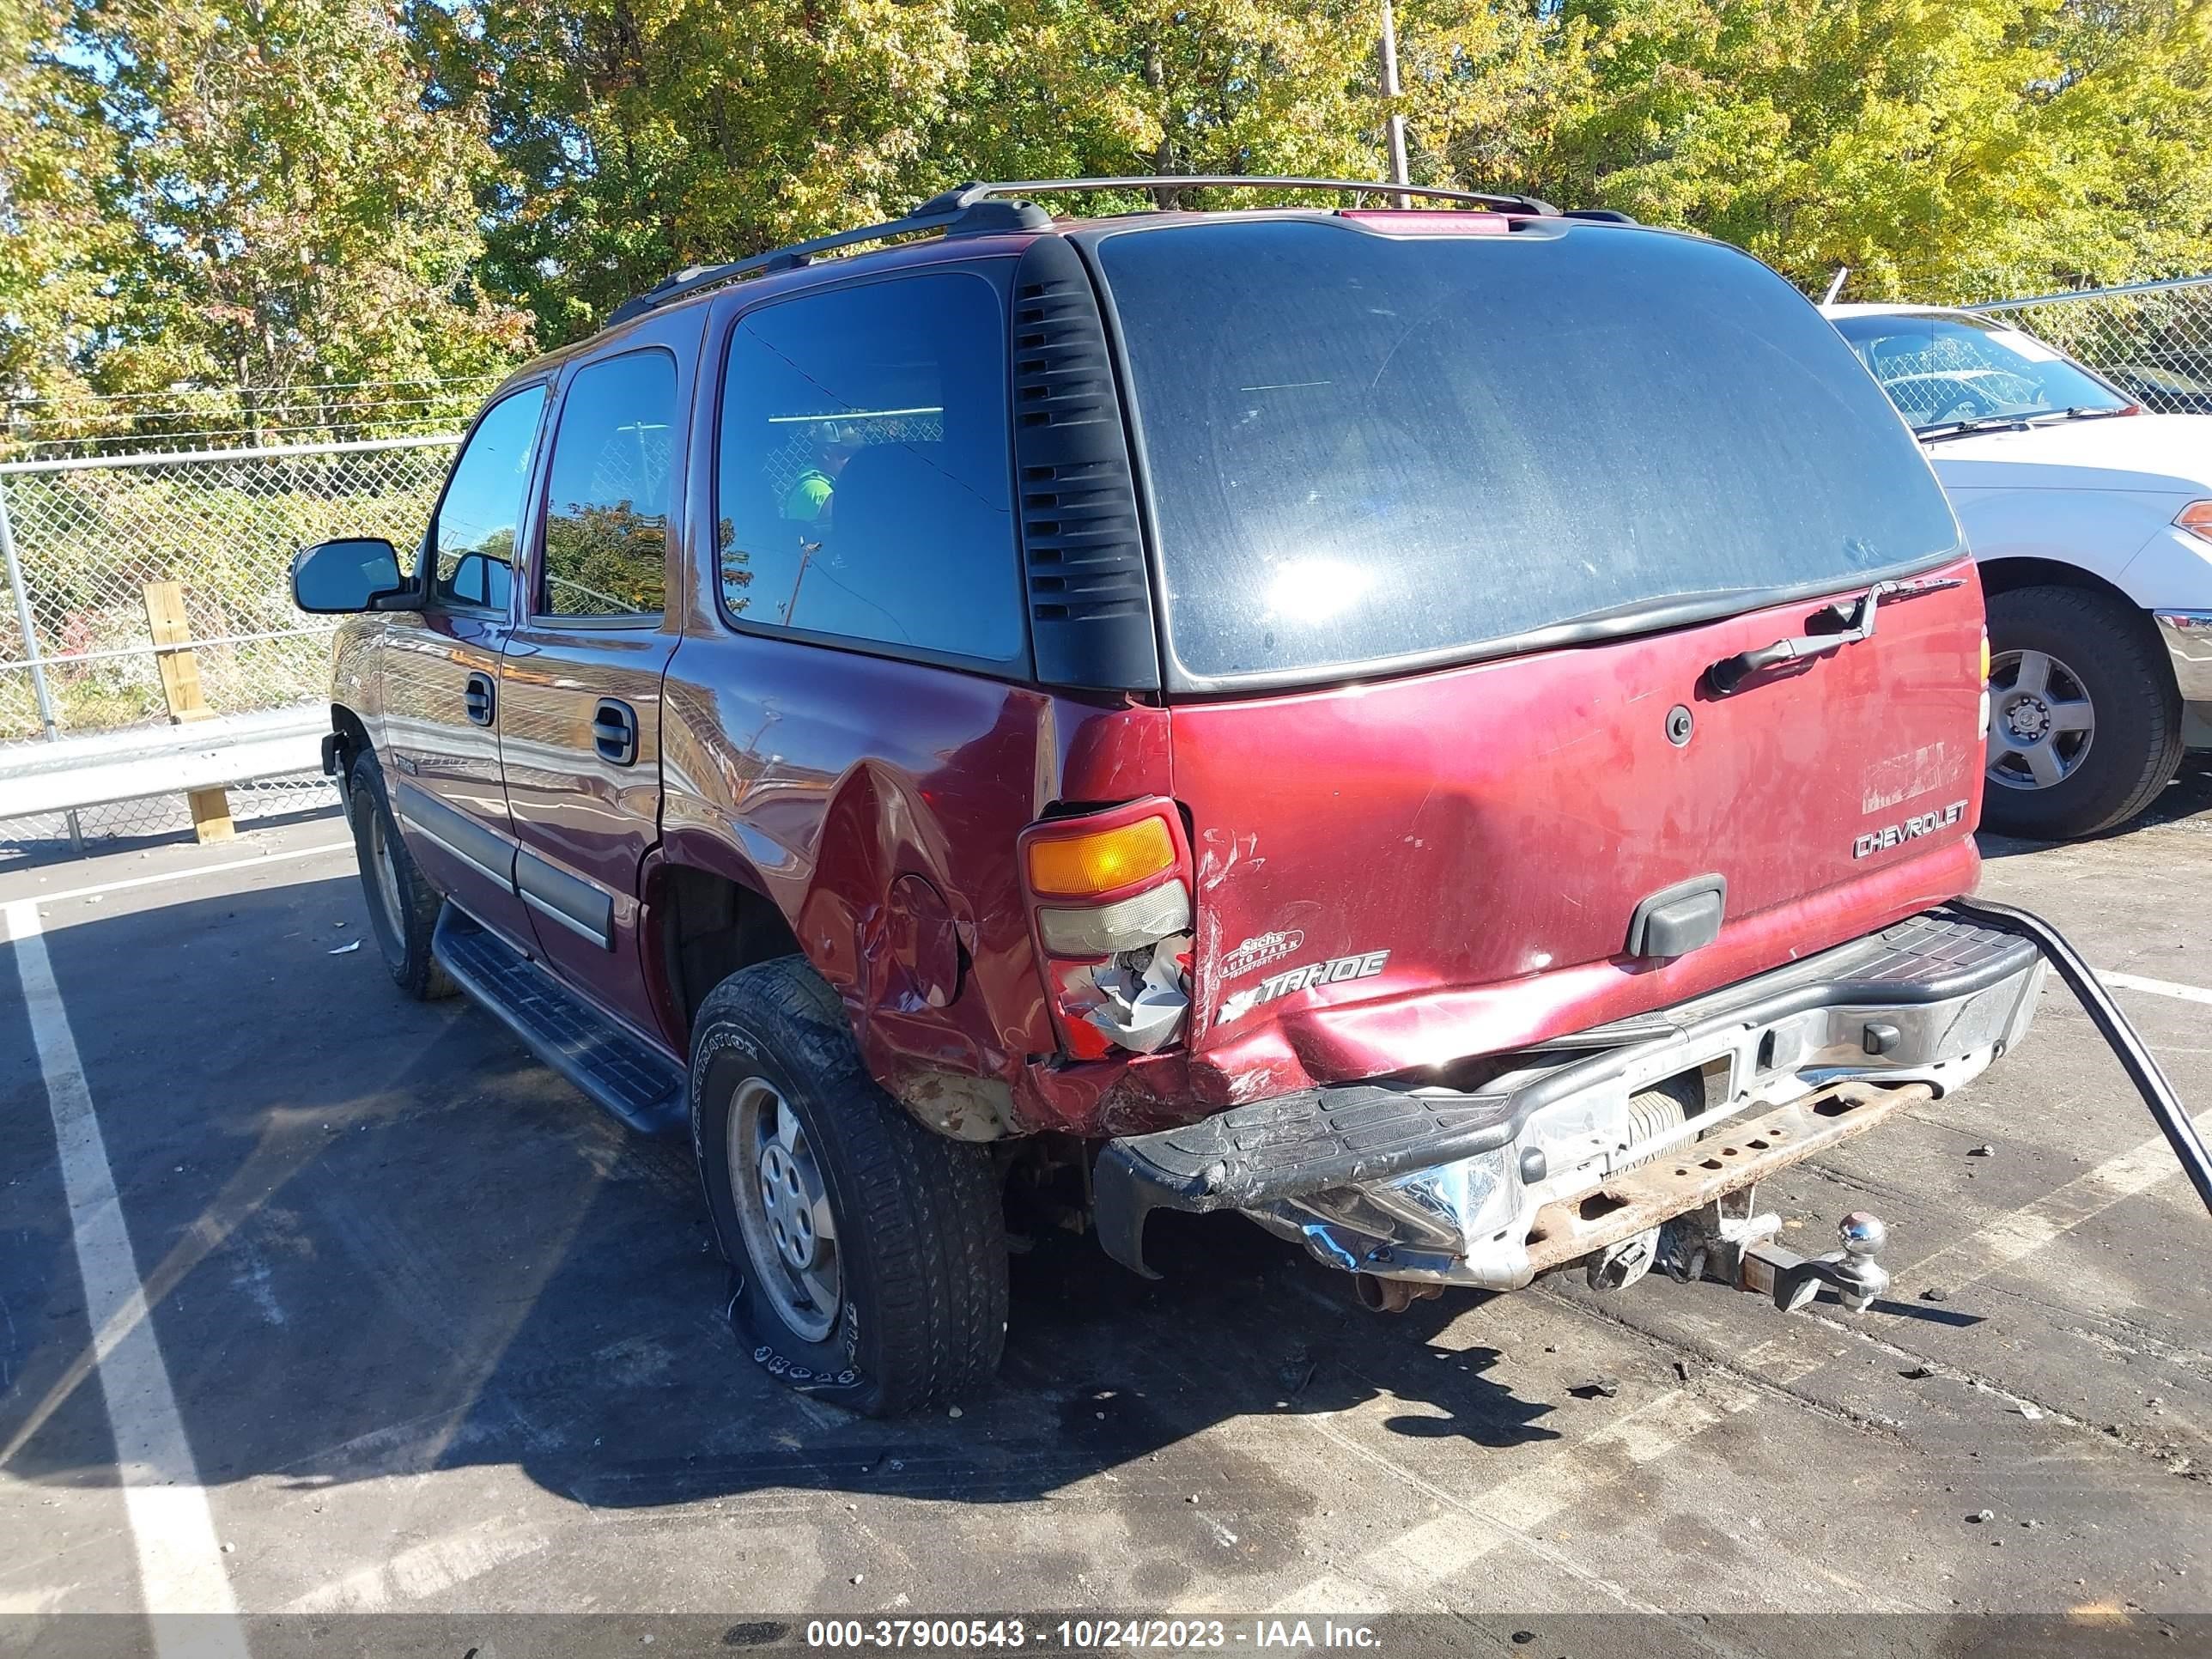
[[463, 672, 495, 727], [592, 698, 639, 766]]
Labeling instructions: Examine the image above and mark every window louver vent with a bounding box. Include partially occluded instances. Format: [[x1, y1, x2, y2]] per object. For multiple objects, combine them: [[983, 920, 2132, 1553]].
[[1008, 236, 1160, 691]]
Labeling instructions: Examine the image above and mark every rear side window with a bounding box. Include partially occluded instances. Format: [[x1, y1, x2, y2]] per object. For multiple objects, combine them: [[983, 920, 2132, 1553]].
[[713, 273, 1023, 664], [432, 385, 546, 611], [540, 350, 678, 617], [1093, 220, 1962, 684]]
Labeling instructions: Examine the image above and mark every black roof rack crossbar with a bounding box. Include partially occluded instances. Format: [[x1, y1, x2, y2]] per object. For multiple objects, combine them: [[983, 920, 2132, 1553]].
[[921, 175, 1561, 217], [606, 174, 1565, 326]]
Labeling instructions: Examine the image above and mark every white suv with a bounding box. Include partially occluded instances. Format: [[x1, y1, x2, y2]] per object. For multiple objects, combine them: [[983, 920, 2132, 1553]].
[[1826, 302, 2212, 838]]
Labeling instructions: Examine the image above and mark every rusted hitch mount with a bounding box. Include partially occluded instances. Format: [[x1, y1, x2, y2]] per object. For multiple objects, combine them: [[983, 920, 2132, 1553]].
[[1945, 898, 2212, 1217]]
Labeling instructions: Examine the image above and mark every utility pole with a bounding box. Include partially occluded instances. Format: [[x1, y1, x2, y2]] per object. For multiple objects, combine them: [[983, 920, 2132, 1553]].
[[1377, 0, 1411, 207]]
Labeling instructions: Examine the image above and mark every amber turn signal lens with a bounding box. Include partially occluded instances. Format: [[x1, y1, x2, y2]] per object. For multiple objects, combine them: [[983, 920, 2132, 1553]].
[[2177, 501, 2212, 544], [1980, 632, 1992, 682], [1025, 816, 1177, 897]]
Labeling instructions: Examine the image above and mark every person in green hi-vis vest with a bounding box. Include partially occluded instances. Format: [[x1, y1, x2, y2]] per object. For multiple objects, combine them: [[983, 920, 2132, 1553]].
[[784, 420, 861, 523]]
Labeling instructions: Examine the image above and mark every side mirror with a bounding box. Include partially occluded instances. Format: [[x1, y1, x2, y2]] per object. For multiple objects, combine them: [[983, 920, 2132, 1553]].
[[292, 538, 404, 614], [445, 550, 512, 611]]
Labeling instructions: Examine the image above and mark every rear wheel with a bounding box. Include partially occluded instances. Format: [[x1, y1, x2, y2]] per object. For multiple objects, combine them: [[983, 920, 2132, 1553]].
[[1981, 584, 2181, 839], [690, 957, 1007, 1417], [347, 750, 454, 1000]]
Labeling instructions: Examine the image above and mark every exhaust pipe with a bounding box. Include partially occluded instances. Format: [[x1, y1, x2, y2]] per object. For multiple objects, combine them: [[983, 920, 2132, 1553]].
[[1354, 1273, 1443, 1314]]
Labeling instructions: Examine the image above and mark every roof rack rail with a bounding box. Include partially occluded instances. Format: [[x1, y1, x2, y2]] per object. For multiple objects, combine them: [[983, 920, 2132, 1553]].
[[605, 174, 1563, 327], [602, 194, 1052, 327], [920, 175, 1561, 217]]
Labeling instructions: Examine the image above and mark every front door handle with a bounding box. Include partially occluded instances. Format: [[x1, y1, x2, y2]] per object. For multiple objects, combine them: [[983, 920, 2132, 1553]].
[[592, 698, 639, 766], [463, 672, 495, 727]]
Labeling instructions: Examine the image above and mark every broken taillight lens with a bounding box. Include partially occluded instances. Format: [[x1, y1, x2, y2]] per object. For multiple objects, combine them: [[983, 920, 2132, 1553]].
[[1018, 800, 1194, 1058]]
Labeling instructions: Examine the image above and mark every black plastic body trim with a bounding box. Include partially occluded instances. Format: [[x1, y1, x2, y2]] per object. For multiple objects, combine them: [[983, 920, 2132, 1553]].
[[1007, 235, 1160, 690], [515, 849, 616, 951], [1625, 873, 1727, 958], [392, 781, 516, 893]]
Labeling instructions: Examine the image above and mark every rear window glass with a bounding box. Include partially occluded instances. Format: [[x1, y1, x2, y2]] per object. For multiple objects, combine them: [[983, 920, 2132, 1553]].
[[1094, 220, 1961, 683]]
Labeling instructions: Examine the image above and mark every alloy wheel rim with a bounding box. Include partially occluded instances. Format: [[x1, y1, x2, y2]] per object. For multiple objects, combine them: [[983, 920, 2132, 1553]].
[[728, 1078, 841, 1344], [1986, 648, 2095, 793]]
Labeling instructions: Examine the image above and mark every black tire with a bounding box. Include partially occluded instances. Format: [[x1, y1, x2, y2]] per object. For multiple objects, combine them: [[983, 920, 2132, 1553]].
[[690, 957, 1007, 1417], [347, 750, 456, 1001], [1981, 584, 2183, 840]]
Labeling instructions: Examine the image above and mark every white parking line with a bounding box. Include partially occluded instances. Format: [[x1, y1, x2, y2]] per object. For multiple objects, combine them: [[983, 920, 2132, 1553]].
[[3, 899, 247, 1656], [1262, 1343, 1850, 1618], [11, 840, 351, 910], [2101, 969, 2212, 1007], [279, 1519, 549, 1613], [1894, 1102, 2212, 1294]]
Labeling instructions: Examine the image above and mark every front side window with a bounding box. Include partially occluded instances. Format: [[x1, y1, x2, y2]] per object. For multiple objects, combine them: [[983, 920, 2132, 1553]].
[[1831, 312, 2130, 430], [539, 351, 678, 617], [432, 385, 547, 611], [1093, 219, 1962, 684], [713, 272, 1022, 664]]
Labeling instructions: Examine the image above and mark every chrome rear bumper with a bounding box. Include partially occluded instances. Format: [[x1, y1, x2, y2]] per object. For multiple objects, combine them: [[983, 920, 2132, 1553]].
[[1095, 911, 2045, 1289]]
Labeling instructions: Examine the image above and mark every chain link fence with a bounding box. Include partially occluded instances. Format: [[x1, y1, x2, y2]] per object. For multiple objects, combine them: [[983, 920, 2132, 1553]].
[[1963, 274, 2212, 413], [3, 272, 2207, 864], [1, 434, 458, 860]]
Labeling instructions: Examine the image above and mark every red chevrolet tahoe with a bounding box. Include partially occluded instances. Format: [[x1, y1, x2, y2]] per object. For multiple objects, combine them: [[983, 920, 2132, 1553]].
[[291, 179, 2051, 1416]]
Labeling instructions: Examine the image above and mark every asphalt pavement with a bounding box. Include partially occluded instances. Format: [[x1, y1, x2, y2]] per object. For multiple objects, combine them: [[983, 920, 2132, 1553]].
[[3, 761, 2209, 1657]]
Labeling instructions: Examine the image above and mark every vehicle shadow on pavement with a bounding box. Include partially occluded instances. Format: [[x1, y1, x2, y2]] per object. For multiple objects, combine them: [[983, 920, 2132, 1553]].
[[1, 877, 1561, 1528], [1978, 750, 2212, 860]]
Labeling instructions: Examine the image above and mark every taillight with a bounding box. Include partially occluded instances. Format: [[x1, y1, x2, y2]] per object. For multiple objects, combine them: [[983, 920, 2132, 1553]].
[[1018, 799, 1194, 1059]]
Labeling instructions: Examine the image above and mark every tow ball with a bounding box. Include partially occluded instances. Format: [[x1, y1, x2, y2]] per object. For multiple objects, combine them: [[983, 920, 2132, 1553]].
[[1655, 1188, 1891, 1314]]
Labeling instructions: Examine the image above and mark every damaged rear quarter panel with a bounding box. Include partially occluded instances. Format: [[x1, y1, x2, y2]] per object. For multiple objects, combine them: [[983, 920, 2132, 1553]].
[[657, 626, 1174, 1137]]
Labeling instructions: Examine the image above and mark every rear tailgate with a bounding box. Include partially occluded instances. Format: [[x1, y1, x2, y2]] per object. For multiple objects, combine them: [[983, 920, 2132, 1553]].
[[1170, 562, 1986, 1083]]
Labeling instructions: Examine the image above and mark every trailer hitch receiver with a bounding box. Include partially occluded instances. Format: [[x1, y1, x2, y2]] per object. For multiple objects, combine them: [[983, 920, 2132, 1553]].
[[1660, 1192, 1892, 1313], [1740, 1211, 1890, 1313]]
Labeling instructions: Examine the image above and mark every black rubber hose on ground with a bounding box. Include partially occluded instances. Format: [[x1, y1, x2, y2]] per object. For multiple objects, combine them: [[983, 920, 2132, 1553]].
[[1947, 895, 2212, 1217]]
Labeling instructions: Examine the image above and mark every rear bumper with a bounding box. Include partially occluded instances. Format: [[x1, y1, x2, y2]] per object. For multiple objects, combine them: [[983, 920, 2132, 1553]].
[[1093, 909, 2044, 1288]]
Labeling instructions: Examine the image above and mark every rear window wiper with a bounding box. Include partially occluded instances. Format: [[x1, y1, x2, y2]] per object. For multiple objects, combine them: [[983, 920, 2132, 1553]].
[[1706, 575, 1966, 695]]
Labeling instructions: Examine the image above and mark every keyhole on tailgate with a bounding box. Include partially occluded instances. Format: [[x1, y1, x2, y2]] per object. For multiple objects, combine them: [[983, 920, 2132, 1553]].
[[1665, 704, 1695, 747]]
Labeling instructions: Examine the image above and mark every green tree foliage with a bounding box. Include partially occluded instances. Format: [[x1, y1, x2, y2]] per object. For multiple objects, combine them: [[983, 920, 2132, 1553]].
[[9, 0, 2212, 416], [3, 0, 528, 453], [417, 0, 1395, 341], [1400, 0, 2212, 299]]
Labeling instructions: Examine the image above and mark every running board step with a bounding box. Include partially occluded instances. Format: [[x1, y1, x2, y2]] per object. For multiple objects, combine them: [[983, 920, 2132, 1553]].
[[432, 904, 686, 1135]]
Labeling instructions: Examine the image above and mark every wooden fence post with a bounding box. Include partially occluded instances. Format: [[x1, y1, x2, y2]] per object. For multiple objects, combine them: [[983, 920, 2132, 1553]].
[[143, 579, 234, 843]]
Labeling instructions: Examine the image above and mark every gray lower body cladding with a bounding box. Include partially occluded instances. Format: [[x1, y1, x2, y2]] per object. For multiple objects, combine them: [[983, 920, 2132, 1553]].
[[1093, 909, 2045, 1288]]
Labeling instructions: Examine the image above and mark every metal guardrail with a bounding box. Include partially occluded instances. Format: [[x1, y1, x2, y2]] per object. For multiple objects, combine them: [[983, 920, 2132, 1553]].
[[0, 706, 329, 818], [0, 431, 459, 855]]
